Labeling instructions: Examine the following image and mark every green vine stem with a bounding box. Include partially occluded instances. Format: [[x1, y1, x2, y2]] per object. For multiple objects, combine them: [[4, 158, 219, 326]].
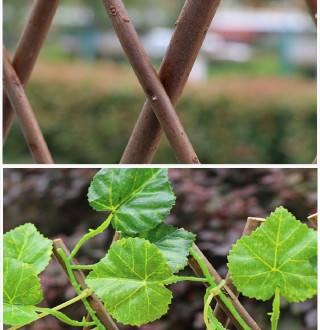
[[8, 289, 94, 330], [69, 213, 114, 260], [270, 287, 281, 330], [208, 309, 226, 330], [161, 276, 208, 284], [71, 264, 96, 270], [57, 248, 106, 330], [190, 248, 215, 286], [35, 308, 95, 327], [204, 291, 217, 329], [204, 281, 226, 330], [190, 248, 251, 330]]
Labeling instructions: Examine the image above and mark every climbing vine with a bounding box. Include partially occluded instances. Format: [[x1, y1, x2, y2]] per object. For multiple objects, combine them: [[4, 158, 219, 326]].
[[3, 169, 317, 329]]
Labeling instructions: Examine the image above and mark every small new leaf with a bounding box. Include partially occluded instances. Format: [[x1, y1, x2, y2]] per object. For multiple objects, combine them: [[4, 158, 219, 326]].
[[3, 258, 43, 325], [122, 223, 195, 273], [4, 223, 53, 274], [86, 237, 173, 326], [228, 207, 317, 302], [88, 168, 175, 234]]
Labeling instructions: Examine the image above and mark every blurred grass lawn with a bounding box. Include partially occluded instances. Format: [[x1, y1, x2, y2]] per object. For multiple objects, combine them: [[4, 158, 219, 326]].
[[3, 56, 316, 164]]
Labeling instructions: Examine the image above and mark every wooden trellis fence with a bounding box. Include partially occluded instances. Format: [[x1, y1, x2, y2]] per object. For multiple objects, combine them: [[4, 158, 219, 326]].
[[2, 0, 317, 164]]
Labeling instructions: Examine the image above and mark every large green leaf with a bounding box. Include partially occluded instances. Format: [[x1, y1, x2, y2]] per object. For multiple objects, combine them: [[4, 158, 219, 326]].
[[3, 258, 43, 325], [309, 255, 317, 274], [228, 207, 317, 302], [122, 223, 196, 273], [3, 303, 38, 327], [86, 237, 173, 326], [4, 223, 52, 274], [88, 168, 175, 234]]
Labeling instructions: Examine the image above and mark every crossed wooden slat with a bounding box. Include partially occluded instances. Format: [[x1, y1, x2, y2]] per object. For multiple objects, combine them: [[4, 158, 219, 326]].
[[3, 0, 219, 164], [3, 0, 60, 143], [3, 46, 53, 163], [101, 0, 202, 164], [118, 0, 220, 163], [2, 0, 317, 165]]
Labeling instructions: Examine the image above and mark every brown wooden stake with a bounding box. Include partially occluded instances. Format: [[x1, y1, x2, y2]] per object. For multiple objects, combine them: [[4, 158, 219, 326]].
[[3, 0, 60, 143], [111, 231, 121, 243], [101, 0, 200, 164], [213, 217, 265, 328], [120, 0, 221, 164], [308, 213, 317, 229], [52, 239, 119, 330], [3, 46, 54, 164], [304, 0, 317, 25], [188, 243, 260, 330]]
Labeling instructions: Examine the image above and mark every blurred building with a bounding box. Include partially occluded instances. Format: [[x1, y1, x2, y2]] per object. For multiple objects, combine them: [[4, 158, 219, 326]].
[[210, 7, 316, 65], [4, 1, 316, 79]]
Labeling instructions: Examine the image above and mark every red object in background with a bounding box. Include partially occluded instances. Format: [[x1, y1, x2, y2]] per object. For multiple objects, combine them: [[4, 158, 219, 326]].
[[214, 29, 259, 43]]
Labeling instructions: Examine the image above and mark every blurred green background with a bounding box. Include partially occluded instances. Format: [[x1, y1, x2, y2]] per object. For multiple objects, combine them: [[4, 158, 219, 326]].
[[3, 168, 317, 329], [3, 0, 317, 164]]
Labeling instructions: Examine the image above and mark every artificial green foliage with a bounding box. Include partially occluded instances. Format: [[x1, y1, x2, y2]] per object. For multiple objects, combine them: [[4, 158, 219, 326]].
[[122, 222, 196, 273], [3, 258, 43, 325], [4, 223, 53, 274], [3, 165, 316, 330], [88, 168, 175, 234], [228, 206, 317, 302], [86, 237, 174, 326]]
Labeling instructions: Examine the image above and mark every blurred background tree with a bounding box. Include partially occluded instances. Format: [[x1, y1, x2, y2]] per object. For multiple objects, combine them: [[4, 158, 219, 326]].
[[3, 168, 317, 329]]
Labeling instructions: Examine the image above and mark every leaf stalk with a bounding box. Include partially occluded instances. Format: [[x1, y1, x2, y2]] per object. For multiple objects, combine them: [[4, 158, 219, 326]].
[[71, 264, 97, 270], [8, 289, 94, 330], [69, 213, 113, 260], [270, 287, 281, 330], [161, 276, 208, 284]]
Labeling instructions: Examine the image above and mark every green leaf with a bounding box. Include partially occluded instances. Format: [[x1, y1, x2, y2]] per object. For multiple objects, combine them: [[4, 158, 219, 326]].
[[309, 255, 317, 274], [4, 223, 53, 274], [228, 207, 317, 303], [3, 303, 38, 326], [86, 237, 173, 326], [3, 258, 43, 325], [122, 223, 196, 273], [88, 168, 175, 234]]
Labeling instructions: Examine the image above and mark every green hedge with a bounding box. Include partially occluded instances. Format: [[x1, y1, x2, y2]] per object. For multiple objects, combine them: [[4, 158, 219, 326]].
[[4, 78, 316, 164]]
